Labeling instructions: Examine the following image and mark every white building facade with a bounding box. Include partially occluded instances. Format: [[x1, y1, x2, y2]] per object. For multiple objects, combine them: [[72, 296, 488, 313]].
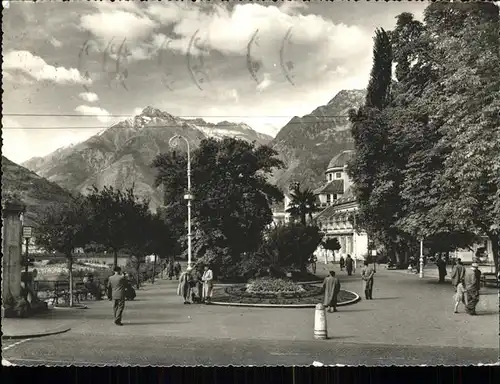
[[271, 194, 292, 227], [313, 150, 369, 263]]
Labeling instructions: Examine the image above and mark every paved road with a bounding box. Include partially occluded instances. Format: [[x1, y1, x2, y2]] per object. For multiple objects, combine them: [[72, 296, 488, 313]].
[[2, 264, 498, 366], [2, 333, 498, 366]]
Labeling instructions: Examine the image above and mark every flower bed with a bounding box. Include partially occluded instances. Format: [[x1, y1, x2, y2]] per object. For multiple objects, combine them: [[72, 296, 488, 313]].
[[213, 286, 357, 305], [212, 278, 357, 305], [245, 277, 308, 296]]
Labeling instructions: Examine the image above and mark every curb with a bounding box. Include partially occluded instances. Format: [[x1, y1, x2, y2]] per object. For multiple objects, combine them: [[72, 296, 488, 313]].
[[2, 326, 71, 340], [214, 280, 324, 288], [211, 290, 361, 308], [50, 305, 88, 310]]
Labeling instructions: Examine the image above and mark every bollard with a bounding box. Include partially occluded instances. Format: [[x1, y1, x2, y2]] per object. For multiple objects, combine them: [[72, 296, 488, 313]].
[[314, 303, 328, 340]]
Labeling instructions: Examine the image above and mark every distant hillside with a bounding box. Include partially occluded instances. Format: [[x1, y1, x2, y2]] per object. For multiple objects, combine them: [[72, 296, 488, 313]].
[[23, 107, 273, 210], [269, 89, 365, 191], [1, 156, 74, 226]]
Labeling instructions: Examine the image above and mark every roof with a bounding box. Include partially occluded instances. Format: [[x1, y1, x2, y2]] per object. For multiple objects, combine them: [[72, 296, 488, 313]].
[[326, 150, 355, 171], [314, 197, 358, 221], [314, 179, 344, 195]]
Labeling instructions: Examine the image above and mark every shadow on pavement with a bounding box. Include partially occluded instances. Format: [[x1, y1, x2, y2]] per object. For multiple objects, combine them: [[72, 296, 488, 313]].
[[371, 297, 400, 300], [335, 309, 371, 312], [124, 321, 189, 326], [325, 336, 355, 341]]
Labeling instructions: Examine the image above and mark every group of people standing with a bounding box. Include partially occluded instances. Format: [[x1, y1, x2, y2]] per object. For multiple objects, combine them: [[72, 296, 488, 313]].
[[164, 260, 182, 280], [451, 258, 482, 316], [177, 264, 214, 304], [339, 254, 355, 276]]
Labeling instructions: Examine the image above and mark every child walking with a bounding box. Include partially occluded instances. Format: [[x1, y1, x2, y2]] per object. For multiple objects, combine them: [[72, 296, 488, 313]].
[[454, 281, 467, 314]]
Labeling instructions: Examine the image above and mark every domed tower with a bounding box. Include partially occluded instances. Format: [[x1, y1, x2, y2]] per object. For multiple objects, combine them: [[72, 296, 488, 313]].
[[315, 150, 355, 206]]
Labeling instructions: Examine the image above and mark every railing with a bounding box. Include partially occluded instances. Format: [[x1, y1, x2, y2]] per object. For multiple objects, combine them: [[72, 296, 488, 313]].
[[34, 279, 106, 305]]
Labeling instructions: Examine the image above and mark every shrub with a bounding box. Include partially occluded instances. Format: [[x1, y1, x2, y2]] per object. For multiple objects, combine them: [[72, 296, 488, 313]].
[[246, 277, 305, 295], [260, 223, 323, 272]]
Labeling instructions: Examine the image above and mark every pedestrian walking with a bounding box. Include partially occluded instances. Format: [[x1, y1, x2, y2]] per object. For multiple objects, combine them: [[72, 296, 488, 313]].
[[361, 260, 375, 300], [167, 259, 174, 280], [202, 265, 214, 303], [453, 280, 467, 314], [339, 256, 345, 271], [345, 254, 353, 276], [177, 268, 192, 304], [450, 258, 466, 291], [174, 261, 181, 280], [323, 270, 341, 313], [464, 263, 481, 315], [190, 266, 203, 303], [311, 255, 317, 274], [436, 255, 447, 283], [107, 266, 126, 326]]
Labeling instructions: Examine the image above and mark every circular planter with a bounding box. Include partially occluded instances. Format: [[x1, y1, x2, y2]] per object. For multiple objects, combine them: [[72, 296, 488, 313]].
[[211, 286, 360, 308]]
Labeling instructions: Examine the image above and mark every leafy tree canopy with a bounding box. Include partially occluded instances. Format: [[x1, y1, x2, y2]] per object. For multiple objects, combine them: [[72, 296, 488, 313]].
[[153, 138, 284, 276]]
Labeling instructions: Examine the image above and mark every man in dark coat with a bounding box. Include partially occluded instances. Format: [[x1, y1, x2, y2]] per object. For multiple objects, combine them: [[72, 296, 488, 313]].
[[174, 261, 182, 279], [436, 255, 447, 283], [345, 255, 354, 276], [323, 270, 341, 313], [451, 258, 466, 291], [107, 266, 126, 326], [167, 259, 174, 280], [464, 263, 481, 315], [361, 260, 375, 300]]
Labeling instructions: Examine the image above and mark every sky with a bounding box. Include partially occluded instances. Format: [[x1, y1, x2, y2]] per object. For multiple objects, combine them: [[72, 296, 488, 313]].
[[2, 0, 427, 164]]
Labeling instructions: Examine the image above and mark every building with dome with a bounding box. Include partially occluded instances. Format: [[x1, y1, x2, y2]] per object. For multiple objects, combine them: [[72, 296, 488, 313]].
[[313, 150, 369, 263]]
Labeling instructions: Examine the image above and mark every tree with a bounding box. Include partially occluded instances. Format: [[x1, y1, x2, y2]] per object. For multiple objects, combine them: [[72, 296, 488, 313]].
[[394, 3, 500, 271], [423, 2, 500, 272], [260, 222, 323, 272], [350, 3, 500, 271], [129, 211, 177, 285], [286, 182, 321, 226], [347, 25, 405, 263], [365, 28, 393, 109], [85, 185, 151, 269], [152, 137, 284, 278], [36, 197, 89, 307], [322, 237, 341, 254]]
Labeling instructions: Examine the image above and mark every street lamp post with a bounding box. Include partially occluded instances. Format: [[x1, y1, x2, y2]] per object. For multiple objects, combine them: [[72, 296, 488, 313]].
[[419, 238, 424, 279], [169, 135, 193, 270]]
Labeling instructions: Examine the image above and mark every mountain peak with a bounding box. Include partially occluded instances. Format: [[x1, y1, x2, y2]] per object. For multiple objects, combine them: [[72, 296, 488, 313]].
[[327, 89, 366, 106], [140, 106, 173, 119]]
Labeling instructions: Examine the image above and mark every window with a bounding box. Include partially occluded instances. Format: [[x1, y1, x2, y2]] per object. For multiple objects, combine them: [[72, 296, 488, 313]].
[[326, 194, 331, 203], [336, 172, 342, 179], [329, 173, 333, 181]]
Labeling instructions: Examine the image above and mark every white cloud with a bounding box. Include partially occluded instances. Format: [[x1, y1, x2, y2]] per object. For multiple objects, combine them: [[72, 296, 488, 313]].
[[145, 3, 372, 85], [132, 107, 144, 116], [75, 105, 111, 123], [280, 1, 308, 16], [50, 37, 63, 48], [3, 50, 92, 85], [256, 73, 273, 92], [78, 92, 99, 103], [80, 10, 157, 43]]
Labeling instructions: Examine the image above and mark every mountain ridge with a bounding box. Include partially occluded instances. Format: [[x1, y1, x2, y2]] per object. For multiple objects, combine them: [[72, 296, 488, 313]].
[[1, 156, 74, 227], [22, 107, 274, 210], [269, 89, 366, 191]]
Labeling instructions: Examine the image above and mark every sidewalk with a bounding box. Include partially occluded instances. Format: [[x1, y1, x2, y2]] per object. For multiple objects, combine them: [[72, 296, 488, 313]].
[[3, 266, 497, 349], [2, 309, 75, 339]]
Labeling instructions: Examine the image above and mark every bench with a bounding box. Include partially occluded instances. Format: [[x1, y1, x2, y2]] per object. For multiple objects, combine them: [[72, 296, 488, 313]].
[[33, 280, 89, 305], [480, 272, 499, 288]]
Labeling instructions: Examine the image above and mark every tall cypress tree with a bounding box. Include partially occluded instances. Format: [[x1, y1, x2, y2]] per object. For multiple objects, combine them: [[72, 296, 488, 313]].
[[365, 28, 393, 109]]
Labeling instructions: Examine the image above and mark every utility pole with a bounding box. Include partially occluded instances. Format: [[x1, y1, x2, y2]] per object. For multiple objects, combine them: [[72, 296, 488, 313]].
[[419, 238, 425, 278], [169, 135, 193, 270]]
